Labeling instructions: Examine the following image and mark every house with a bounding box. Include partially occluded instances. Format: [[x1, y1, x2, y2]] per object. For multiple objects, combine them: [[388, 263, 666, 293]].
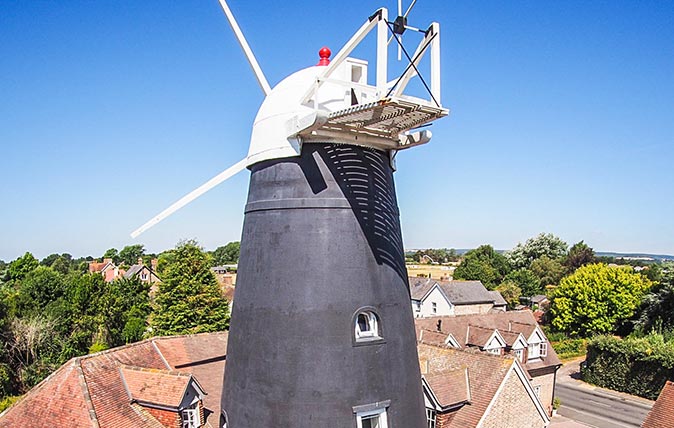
[[528, 295, 550, 310], [88, 257, 121, 282], [1, 328, 553, 428], [125, 258, 161, 284], [418, 342, 550, 428], [415, 310, 562, 415], [0, 332, 228, 428], [641, 380, 674, 428], [409, 277, 507, 317]]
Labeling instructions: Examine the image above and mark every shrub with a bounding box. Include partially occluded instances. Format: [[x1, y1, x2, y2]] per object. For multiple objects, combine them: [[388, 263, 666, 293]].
[[582, 334, 674, 399]]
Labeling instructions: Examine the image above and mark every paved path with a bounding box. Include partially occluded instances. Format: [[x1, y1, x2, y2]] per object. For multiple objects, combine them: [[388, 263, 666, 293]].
[[554, 357, 653, 428]]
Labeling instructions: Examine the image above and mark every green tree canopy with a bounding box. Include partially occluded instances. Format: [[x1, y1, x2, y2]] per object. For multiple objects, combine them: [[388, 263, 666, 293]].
[[495, 280, 521, 309], [564, 241, 596, 272], [453, 245, 511, 290], [506, 233, 568, 270], [8, 253, 39, 281], [103, 248, 120, 265], [530, 255, 566, 288], [151, 241, 229, 335], [211, 241, 241, 266], [503, 268, 541, 297], [633, 262, 674, 334], [119, 244, 145, 266], [550, 263, 653, 337]]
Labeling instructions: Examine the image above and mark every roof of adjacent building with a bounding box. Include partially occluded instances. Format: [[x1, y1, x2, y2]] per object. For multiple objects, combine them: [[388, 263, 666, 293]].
[[409, 277, 499, 305], [415, 310, 562, 372], [642, 380, 674, 428], [119, 366, 200, 409], [419, 343, 517, 427], [423, 367, 471, 409], [0, 331, 228, 428], [489, 290, 507, 306]]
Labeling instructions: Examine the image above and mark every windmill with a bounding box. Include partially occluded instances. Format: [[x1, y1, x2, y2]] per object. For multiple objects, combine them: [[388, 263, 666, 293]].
[[132, 1, 448, 427]]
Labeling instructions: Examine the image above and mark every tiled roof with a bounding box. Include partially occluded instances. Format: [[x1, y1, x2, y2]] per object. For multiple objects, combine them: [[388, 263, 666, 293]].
[[424, 367, 470, 409], [466, 325, 497, 347], [489, 290, 507, 306], [418, 343, 515, 427], [0, 331, 228, 428], [120, 366, 192, 408], [642, 380, 674, 428], [415, 310, 562, 371], [409, 277, 497, 305]]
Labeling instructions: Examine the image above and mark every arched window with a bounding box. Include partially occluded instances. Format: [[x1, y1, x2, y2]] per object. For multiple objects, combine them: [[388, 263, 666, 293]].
[[353, 308, 383, 344]]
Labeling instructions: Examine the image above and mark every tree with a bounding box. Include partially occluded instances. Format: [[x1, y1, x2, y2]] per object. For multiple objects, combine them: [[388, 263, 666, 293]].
[[564, 241, 595, 272], [530, 255, 566, 288], [633, 262, 674, 334], [495, 280, 521, 309], [211, 241, 241, 266], [98, 277, 151, 347], [11, 267, 66, 317], [550, 263, 652, 336], [102, 248, 120, 265], [151, 241, 229, 335], [453, 245, 511, 290], [119, 244, 145, 266], [503, 269, 541, 297], [506, 233, 568, 270], [8, 253, 39, 281]]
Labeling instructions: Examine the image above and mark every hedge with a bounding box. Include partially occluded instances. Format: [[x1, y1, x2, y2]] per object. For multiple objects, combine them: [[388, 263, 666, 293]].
[[582, 334, 674, 400]]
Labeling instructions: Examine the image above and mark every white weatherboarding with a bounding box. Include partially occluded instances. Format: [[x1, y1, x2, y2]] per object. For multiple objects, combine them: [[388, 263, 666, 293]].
[[131, 1, 448, 238]]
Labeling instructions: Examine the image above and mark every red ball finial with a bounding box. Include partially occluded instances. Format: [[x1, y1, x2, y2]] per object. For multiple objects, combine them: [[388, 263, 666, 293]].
[[317, 47, 331, 66]]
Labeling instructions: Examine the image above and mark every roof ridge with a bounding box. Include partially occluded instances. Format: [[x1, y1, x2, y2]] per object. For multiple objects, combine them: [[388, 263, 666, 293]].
[[119, 364, 193, 378], [75, 359, 101, 428]]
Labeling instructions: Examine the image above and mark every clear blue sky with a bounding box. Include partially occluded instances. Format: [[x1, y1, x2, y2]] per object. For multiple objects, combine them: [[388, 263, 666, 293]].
[[2, 1, 673, 261]]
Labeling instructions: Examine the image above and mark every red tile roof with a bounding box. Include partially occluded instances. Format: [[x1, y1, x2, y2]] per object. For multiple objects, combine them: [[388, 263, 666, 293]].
[[120, 366, 193, 408], [642, 380, 674, 428], [0, 331, 228, 428], [424, 367, 470, 409], [415, 310, 562, 372], [418, 343, 515, 427]]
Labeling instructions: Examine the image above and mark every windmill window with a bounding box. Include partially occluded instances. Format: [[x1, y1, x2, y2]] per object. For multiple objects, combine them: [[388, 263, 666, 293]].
[[355, 407, 388, 428], [353, 308, 384, 345]]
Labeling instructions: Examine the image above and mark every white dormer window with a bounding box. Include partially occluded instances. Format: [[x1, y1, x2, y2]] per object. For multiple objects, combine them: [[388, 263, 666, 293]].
[[528, 343, 540, 360], [486, 347, 501, 356], [540, 342, 548, 358], [514, 348, 524, 362], [355, 310, 380, 341], [182, 404, 200, 428]]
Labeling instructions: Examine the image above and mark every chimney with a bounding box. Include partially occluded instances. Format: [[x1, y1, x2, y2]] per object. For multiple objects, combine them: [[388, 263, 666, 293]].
[[103, 258, 112, 264], [151, 258, 158, 272], [137, 257, 143, 266]]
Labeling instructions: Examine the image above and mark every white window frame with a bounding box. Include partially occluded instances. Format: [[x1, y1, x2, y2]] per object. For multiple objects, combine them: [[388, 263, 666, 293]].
[[426, 408, 437, 428], [540, 342, 548, 358], [533, 385, 542, 399], [356, 407, 388, 428], [182, 405, 200, 428], [431, 302, 437, 314], [528, 343, 540, 360], [486, 347, 501, 356], [514, 348, 523, 362], [355, 311, 380, 340]]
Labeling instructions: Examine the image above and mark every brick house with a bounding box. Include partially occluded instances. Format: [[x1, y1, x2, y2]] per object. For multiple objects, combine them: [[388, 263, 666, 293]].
[[415, 310, 562, 415], [418, 343, 550, 428], [641, 380, 674, 428], [0, 332, 228, 427], [88, 258, 121, 282], [410, 277, 507, 317]]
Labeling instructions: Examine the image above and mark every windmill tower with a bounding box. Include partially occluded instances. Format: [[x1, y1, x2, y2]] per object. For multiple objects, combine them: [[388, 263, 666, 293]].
[[132, 2, 448, 427]]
